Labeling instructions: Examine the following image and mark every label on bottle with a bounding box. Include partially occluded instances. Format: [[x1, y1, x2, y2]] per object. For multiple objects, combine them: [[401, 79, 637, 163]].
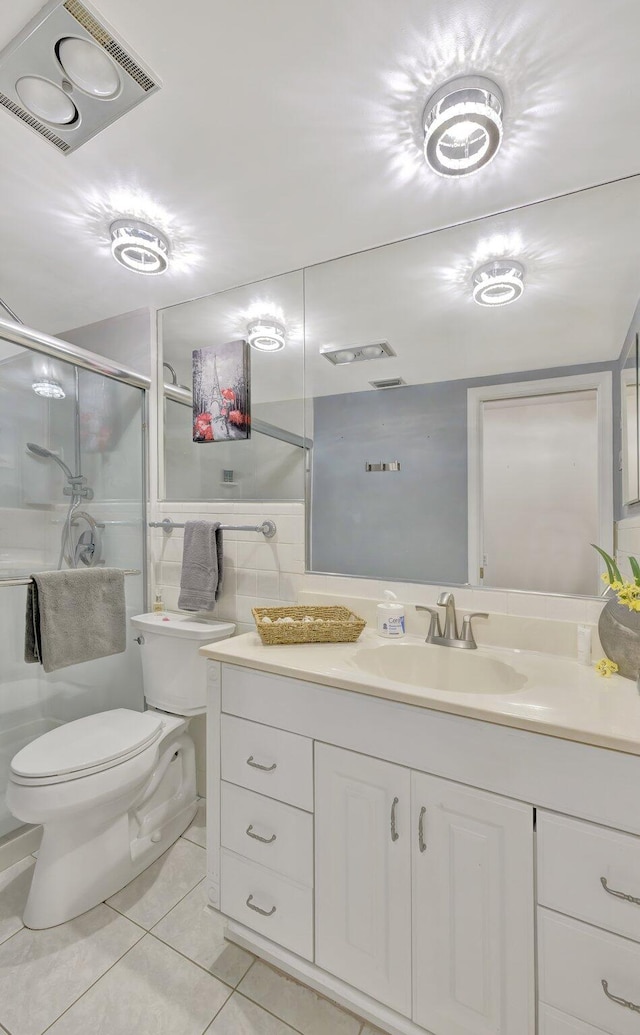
[[378, 612, 405, 637]]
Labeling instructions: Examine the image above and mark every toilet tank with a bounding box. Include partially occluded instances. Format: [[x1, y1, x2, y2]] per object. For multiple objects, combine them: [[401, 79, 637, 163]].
[[130, 613, 236, 716]]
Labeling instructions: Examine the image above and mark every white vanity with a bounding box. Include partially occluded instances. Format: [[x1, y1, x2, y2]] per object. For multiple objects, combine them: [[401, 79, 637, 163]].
[[202, 630, 640, 1035]]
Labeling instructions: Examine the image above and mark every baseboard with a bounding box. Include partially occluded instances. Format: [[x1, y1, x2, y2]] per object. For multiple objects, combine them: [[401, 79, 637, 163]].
[[0, 824, 42, 873]]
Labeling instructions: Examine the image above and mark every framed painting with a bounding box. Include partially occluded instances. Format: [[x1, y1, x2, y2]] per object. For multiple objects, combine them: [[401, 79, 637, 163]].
[[192, 339, 250, 442]]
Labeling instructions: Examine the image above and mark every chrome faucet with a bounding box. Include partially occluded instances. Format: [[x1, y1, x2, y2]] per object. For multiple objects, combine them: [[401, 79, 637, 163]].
[[416, 592, 488, 649]]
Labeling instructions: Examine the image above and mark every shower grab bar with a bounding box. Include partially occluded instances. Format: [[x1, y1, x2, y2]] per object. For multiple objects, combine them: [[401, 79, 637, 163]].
[[0, 569, 141, 587], [148, 518, 277, 538]]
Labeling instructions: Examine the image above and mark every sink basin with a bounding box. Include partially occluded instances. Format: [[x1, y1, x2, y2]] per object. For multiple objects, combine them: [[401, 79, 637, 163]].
[[350, 643, 528, 695]]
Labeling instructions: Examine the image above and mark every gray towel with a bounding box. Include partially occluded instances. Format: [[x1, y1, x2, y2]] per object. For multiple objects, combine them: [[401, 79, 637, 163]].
[[25, 568, 126, 673], [178, 521, 224, 611]]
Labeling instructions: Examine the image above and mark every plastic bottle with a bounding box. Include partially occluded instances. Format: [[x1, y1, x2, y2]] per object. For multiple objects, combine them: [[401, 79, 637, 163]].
[[577, 624, 592, 665], [377, 590, 406, 638]]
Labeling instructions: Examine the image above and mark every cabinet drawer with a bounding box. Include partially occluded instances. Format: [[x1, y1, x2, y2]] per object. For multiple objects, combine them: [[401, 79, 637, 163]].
[[538, 811, 640, 942], [539, 908, 640, 1035], [539, 1005, 609, 1034], [221, 849, 313, 960], [221, 782, 313, 886], [220, 714, 313, 811]]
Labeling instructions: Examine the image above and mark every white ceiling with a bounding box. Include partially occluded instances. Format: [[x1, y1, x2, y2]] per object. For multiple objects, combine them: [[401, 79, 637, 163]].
[[1, 0, 640, 335]]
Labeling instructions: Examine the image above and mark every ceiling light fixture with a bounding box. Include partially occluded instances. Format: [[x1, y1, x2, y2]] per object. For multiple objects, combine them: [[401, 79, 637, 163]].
[[472, 260, 525, 307], [55, 37, 121, 98], [423, 75, 504, 177], [32, 379, 65, 399], [321, 341, 395, 365], [110, 219, 170, 275], [246, 316, 286, 352]]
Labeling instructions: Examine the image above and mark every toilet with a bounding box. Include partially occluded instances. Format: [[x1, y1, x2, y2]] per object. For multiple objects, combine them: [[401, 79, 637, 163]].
[[6, 612, 235, 930]]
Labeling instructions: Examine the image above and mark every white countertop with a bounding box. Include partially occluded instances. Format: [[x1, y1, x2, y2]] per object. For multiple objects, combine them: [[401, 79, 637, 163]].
[[200, 629, 640, 756]]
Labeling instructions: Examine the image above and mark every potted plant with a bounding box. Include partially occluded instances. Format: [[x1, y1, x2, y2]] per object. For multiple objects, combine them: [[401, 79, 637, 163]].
[[593, 545, 640, 679]]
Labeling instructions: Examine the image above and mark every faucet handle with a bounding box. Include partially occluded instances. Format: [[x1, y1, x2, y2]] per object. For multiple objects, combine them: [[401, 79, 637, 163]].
[[416, 605, 442, 642], [460, 612, 489, 648]]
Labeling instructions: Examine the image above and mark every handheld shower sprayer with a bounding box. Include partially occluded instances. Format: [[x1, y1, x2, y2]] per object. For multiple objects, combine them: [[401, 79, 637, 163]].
[[26, 442, 93, 499]]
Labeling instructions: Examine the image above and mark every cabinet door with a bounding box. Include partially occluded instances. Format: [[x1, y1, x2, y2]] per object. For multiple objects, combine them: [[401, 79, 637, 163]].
[[412, 771, 534, 1035], [315, 743, 411, 1016]]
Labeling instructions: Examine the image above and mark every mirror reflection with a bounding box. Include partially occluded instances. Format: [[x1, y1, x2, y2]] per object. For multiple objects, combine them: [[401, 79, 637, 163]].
[[305, 177, 640, 596], [159, 271, 305, 501]]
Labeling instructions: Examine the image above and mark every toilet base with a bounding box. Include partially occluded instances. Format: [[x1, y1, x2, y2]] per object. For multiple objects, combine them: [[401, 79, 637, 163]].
[[22, 732, 198, 930]]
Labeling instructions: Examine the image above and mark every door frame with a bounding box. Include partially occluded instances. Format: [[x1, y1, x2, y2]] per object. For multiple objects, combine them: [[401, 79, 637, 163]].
[[467, 371, 613, 588]]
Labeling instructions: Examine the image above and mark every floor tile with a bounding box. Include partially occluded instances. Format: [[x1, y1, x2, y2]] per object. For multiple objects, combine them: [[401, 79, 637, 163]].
[[205, 992, 299, 1034], [0, 903, 143, 1035], [360, 1026, 385, 1034], [106, 838, 206, 929], [46, 935, 231, 1035], [182, 800, 206, 848], [0, 856, 35, 945], [152, 880, 254, 986], [238, 960, 362, 1035]]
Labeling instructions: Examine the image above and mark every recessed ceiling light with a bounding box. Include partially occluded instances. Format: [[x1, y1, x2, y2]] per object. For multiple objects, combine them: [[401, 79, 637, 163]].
[[110, 219, 170, 275], [55, 37, 121, 98], [472, 260, 525, 306], [32, 379, 65, 399], [247, 316, 286, 352], [15, 75, 78, 125], [321, 341, 395, 365], [423, 75, 504, 177]]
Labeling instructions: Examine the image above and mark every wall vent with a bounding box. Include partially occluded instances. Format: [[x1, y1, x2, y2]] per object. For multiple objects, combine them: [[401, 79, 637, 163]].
[[0, 91, 70, 152], [63, 0, 159, 92], [369, 377, 407, 389]]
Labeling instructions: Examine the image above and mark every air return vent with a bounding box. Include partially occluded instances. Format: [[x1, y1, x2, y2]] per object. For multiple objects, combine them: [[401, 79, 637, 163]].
[[0, 0, 161, 154], [369, 377, 406, 389]]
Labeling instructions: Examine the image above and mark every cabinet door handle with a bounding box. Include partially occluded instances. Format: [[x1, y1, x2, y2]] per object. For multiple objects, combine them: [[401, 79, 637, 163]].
[[246, 894, 276, 917], [601, 876, 640, 906], [246, 755, 277, 772], [391, 797, 399, 842], [602, 979, 640, 1014], [246, 824, 277, 844], [418, 806, 427, 853]]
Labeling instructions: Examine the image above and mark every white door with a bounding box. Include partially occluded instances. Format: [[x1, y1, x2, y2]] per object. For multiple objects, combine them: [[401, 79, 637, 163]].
[[315, 743, 412, 1016], [412, 771, 535, 1035]]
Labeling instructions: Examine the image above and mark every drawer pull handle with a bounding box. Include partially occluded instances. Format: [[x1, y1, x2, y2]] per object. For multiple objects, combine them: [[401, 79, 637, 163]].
[[246, 755, 277, 772], [246, 894, 276, 917], [418, 806, 427, 853], [391, 797, 399, 842], [602, 979, 640, 1014], [601, 876, 640, 906], [246, 824, 277, 844]]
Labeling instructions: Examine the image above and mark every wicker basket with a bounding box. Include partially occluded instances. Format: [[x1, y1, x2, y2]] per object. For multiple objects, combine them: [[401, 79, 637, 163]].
[[252, 605, 366, 645]]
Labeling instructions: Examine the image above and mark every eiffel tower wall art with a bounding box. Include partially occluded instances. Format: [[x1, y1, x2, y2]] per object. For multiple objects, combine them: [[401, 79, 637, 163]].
[[192, 339, 251, 442]]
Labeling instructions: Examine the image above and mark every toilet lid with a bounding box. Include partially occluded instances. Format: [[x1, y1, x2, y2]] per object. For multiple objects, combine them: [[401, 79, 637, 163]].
[[10, 709, 164, 780]]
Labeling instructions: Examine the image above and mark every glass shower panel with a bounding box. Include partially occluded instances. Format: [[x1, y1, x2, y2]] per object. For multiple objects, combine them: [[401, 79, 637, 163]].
[[0, 344, 146, 840]]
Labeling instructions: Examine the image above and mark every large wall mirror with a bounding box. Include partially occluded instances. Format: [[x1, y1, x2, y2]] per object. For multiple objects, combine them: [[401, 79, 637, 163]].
[[159, 271, 305, 501], [305, 176, 640, 597]]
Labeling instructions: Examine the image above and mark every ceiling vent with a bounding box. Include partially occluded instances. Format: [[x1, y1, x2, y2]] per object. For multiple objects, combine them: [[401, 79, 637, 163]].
[[320, 341, 395, 365], [369, 377, 407, 389], [0, 0, 161, 154]]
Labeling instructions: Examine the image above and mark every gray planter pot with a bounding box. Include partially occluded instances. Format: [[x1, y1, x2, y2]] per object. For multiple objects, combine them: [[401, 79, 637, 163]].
[[598, 597, 640, 680]]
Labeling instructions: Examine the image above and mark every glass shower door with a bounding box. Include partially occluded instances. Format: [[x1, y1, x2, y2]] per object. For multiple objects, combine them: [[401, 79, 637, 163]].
[[0, 342, 146, 840]]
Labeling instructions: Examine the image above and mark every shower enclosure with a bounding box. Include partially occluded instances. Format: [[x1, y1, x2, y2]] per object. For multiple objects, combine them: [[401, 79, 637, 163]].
[[0, 318, 148, 844]]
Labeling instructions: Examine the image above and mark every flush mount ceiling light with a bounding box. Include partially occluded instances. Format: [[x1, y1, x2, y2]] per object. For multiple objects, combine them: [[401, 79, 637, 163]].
[[0, 0, 160, 154], [246, 316, 286, 352], [32, 379, 65, 399], [423, 75, 504, 177], [110, 219, 170, 276], [321, 341, 395, 365], [472, 260, 525, 307]]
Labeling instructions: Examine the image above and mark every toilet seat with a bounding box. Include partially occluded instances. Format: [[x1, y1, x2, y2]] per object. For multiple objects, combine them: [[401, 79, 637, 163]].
[[10, 709, 165, 786]]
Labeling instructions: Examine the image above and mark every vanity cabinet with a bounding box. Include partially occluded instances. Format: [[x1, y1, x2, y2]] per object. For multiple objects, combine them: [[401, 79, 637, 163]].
[[315, 745, 412, 1015], [207, 659, 640, 1035]]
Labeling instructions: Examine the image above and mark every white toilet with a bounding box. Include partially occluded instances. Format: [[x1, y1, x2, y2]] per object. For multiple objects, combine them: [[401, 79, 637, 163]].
[[6, 612, 234, 930]]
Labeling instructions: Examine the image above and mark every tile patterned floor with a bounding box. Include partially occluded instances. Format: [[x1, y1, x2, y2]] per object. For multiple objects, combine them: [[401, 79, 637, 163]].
[[0, 802, 382, 1035]]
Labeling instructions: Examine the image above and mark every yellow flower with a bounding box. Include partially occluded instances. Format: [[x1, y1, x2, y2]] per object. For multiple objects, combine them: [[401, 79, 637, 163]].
[[595, 658, 619, 677], [601, 572, 611, 584], [610, 581, 624, 592]]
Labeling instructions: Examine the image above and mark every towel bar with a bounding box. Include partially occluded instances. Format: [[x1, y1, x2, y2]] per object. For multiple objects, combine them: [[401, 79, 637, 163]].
[[148, 518, 277, 538], [0, 569, 141, 587]]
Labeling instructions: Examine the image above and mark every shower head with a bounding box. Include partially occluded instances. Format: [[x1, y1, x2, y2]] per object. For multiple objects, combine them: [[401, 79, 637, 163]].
[[26, 442, 75, 482]]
